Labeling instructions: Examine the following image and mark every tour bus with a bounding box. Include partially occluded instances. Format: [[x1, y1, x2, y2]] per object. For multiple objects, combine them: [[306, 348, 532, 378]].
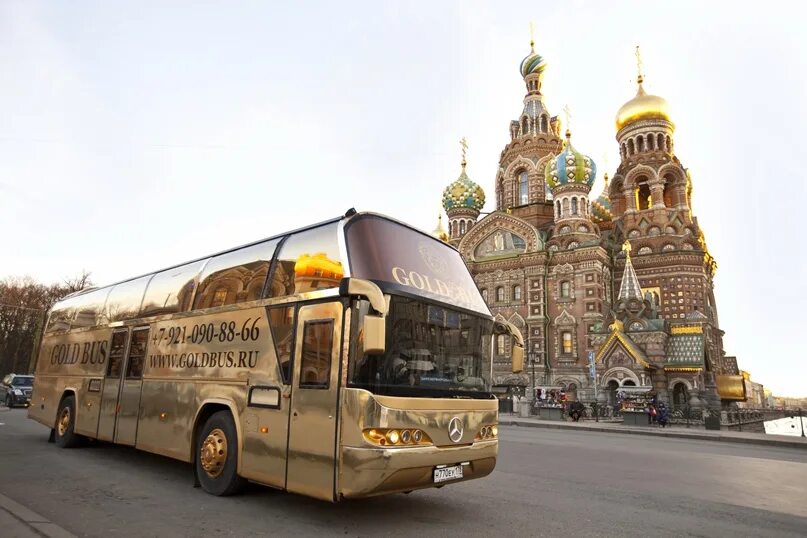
[[29, 210, 524, 501]]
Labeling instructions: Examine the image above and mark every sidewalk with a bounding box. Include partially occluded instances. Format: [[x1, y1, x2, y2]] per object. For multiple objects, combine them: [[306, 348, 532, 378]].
[[0, 493, 77, 538], [499, 415, 807, 450]]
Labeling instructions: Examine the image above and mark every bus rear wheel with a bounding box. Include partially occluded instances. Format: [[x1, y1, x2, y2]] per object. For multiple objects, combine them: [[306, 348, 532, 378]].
[[54, 395, 82, 448], [195, 411, 246, 496]]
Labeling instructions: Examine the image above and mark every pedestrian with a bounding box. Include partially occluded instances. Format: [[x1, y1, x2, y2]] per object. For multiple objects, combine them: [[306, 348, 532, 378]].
[[648, 404, 657, 425], [657, 403, 669, 428]]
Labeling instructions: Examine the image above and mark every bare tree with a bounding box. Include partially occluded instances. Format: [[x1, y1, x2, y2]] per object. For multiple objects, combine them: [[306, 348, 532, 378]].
[[0, 273, 94, 376]]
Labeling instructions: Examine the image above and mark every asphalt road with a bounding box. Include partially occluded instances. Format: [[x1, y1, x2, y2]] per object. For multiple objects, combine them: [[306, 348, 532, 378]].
[[1, 407, 805, 537]]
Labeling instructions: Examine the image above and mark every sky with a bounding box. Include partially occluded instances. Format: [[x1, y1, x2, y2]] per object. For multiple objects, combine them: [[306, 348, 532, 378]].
[[1, 1, 805, 396]]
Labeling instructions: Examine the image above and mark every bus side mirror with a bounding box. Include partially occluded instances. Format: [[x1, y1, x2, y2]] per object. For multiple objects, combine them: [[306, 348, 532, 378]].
[[340, 277, 388, 355], [495, 320, 525, 374], [363, 315, 386, 355], [511, 344, 524, 374]]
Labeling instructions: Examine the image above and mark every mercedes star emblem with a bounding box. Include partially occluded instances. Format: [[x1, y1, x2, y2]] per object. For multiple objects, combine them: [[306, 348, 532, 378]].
[[448, 416, 464, 443]]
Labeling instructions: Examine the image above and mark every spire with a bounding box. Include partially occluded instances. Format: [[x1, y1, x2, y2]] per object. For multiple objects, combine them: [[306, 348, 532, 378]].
[[460, 136, 468, 171], [635, 45, 644, 86], [562, 104, 572, 141], [529, 21, 535, 52], [618, 240, 643, 300]]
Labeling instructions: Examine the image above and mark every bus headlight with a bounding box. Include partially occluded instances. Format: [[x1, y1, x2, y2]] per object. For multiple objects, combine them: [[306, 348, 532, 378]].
[[475, 424, 498, 440], [362, 428, 433, 447]]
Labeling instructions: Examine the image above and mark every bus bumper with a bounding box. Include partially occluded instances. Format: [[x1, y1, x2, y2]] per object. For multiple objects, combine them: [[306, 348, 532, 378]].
[[338, 440, 497, 499]]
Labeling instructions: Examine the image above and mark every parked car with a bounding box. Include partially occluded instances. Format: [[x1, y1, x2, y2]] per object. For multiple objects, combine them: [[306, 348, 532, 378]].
[[1, 374, 34, 408]]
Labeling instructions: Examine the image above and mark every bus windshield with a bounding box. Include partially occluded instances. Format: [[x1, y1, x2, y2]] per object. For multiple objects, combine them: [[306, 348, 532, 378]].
[[344, 214, 490, 315], [349, 296, 493, 398]]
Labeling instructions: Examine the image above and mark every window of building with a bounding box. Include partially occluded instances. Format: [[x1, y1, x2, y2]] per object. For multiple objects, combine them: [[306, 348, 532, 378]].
[[481, 289, 488, 303], [519, 171, 529, 205], [513, 285, 522, 301], [460, 220, 466, 235], [585, 273, 594, 283], [571, 197, 579, 215], [496, 287, 505, 302], [562, 331, 573, 354], [586, 288, 594, 297], [586, 302, 595, 312], [560, 281, 570, 298], [497, 334, 506, 355]]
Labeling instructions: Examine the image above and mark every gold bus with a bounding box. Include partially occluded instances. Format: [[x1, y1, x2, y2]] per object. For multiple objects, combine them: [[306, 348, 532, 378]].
[[29, 211, 523, 500]]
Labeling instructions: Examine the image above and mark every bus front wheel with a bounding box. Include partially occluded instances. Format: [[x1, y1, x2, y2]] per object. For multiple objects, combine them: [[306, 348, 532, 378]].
[[195, 411, 246, 496], [54, 395, 82, 448]]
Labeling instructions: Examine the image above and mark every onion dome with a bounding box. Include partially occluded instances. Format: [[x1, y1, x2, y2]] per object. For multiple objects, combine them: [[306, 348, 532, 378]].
[[591, 173, 613, 223], [616, 48, 671, 131], [442, 145, 485, 212], [520, 47, 547, 78], [544, 133, 596, 192], [431, 213, 449, 242], [615, 81, 671, 131]]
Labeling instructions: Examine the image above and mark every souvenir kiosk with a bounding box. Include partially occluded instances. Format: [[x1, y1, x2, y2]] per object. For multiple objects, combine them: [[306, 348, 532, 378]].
[[533, 386, 565, 420], [617, 386, 656, 426]]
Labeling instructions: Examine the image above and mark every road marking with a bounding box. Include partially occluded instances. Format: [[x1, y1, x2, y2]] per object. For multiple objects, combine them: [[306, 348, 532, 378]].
[[0, 493, 77, 538]]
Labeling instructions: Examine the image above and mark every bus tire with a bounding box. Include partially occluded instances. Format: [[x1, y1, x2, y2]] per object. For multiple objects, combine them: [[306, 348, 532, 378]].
[[54, 395, 82, 448], [195, 411, 246, 496]]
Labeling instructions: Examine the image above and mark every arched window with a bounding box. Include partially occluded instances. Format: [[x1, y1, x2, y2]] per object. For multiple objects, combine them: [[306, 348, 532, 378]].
[[637, 136, 645, 152], [541, 115, 548, 132], [560, 281, 570, 298], [496, 287, 505, 302], [628, 139, 635, 155], [647, 135, 654, 151], [481, 289, 488, 303], [657, 133, 665, 152], [521, 117, 529, 136], [556, 200, 561, 219], [571, 197, 579, 215], [448, 222, 452, 236], [497, 334, 506, 355], [636, 181, 652, 210], [519, 171, 529, 204], [562, 198, 569, 215], [460, 220, 466, 235], [561, 331, 573, 354], [513, 285, 522, 301], [666, 135, 672, 153], [621, 143, 627, 160]]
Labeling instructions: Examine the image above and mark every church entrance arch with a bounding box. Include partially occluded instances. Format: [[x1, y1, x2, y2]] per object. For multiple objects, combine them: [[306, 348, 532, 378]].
[[672, 382, 689, 407]]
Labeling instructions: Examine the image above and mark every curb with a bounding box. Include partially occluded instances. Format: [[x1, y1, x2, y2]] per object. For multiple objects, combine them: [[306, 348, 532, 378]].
[[0, 493, 77, 538], [500, 419, 807, 450]]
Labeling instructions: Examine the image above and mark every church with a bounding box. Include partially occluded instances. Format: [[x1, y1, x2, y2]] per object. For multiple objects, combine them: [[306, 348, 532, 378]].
[[433, 41, 746, 408]]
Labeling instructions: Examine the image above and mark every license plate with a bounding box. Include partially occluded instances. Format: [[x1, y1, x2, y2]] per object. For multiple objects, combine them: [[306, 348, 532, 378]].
[[433, 465, 463, 483]]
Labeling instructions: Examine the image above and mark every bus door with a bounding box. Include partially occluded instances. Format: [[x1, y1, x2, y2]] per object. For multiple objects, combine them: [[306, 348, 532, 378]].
[[286, 301, 344, 501], [97, 329, 129, 441], [114, 327, 149, 445]]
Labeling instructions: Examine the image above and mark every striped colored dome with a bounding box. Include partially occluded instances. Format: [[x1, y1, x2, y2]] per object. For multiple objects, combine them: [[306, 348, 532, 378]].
[[520, 50, 547, 78], [591, 192, 612, 223], [442, 168, 485, 212], [544, 138, 596, 192]]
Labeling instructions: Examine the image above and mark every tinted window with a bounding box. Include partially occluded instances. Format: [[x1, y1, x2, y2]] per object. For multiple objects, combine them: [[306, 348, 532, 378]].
[[194, 239, 279, 309], [345, 215, 489, 314], [107, 331, 129, 378], [106, 276, 151, 322], [300, 320, 333, 388], [269, 224, 343, 297], [11, 376, 34, 387], [268, 306, 295, 384], [140, 261, 206, 317], [71, 288, 112, 329], [126, 329, 149, 378], [47, 295, 82, 332]]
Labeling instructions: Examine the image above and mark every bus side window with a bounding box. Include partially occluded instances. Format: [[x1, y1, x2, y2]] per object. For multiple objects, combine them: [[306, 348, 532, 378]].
[[107, 331, 129, 378], [126, 329, 149, 379], [299, 320, 333, 389], [268, 306, 295, 384]]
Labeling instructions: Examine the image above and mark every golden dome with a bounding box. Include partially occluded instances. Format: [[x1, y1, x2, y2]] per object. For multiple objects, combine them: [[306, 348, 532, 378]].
[[431, 213, 449, 242], [615, 81, 671, 131]]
